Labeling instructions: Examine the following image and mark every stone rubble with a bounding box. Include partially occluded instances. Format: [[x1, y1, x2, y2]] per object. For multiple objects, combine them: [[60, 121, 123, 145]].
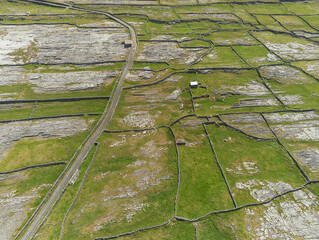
[[122, 111, 155, 128]]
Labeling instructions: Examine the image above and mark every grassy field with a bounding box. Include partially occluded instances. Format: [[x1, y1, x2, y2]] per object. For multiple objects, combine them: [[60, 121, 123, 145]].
[[172, 123, 234, 219], [32, 99, 107, 117], [0, 116, 99, 171], [59, 128, 177, 238], [2, 0, 319, 239], [191, 46, 249, 69], [206, 124, 306, 206]]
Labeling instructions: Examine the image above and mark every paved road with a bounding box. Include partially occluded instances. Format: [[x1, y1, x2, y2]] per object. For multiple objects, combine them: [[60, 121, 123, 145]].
[[18, 1, 137, 239]]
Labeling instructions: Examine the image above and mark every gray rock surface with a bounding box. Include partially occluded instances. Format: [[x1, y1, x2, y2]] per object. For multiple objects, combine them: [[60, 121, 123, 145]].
[[0, 67, 26, 86], [137, 42, 204, 65], [0, 25, 129, 65], [232, 98, 278, 108], [264, 41, 319, 60], [221, 113, 273, 138], [295, 149, 319, 172], [265, 112, 319, 123], [28, 70, 119, 93], [272, 120, 319, 141], [260, 65, 312, 84], [220, 80, 270, 97], [252, 190, 319, 239], [0, 180, 51, 240]]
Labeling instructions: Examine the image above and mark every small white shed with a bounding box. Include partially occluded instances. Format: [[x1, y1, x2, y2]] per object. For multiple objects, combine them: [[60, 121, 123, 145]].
[[190, 81, 198, 88]]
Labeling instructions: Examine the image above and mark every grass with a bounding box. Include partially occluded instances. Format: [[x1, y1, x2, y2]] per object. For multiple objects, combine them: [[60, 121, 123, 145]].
[[204, 30, 258, 45], [0, 116, 98, 171], [114, 15, 148, 35], [180, 40, 211, 48], [120, 220, 195, 240], [146, 21, 191, 34], [0, 81, 115, 101], [174, 4, 233, 14], [255, 15, 288, 32], [32, 99, 107, 118], [233, 45, 283, 67], [273, 15, 316, 32], [300, 15, 319, 30], [246, 3, 290, 14], [219, 22, 243, 30], [108, 73, 195, 130], [191, 46, 249, 69], [263, 75, 319, 109], [292, 60, 319, 78], [283, 1, 319, 15], [131, 62, 170, 71], [233, 5, 259, 25], [172, 124, 234, 219], [206, 124, 306, 206], [60, 128, 177, 238], [161, 0, 197, 5], [219, 113, 275, 139], [188, 20, 220, 30], [0, 103, 34, 121]]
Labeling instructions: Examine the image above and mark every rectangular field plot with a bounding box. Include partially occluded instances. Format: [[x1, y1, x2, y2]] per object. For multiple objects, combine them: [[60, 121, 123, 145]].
[[0, 24, 129, 65], [0, 64, 122, 100], [260, 65, 319, 109], [59, 128, 177, 239], [32, 99, 107, 118], [233, 45, 283, 67], [108, 73, 195, 130], [136, 41, 207, 69], [172, 123, 234, 219], [0, 116, 98, 171], [273, 15, 317, 33], [192, 70, 282, 116], [206, 124, 306, 206], [191, 46, 249, 69], [264, 111, 319, 179], [0, 165, 65, 240], [0, 103, 34, 121], [252, 31, 319, 61], [203, 30, 258, 45]]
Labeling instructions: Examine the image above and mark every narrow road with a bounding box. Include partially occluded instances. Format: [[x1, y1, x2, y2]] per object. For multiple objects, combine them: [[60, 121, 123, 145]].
[[18, 1, 137, 239]]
